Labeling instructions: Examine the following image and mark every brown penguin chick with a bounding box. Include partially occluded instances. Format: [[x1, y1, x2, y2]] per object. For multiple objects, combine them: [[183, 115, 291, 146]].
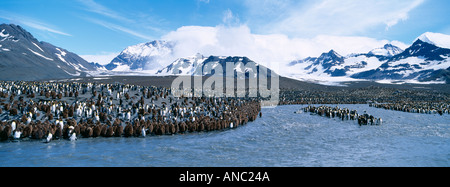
[[205, 121, 212, 131], [21, 114, 28, 123], [114, 125, 123, 137], [113, 118, 121, 126], [153, 124, 159, 135], [179, 122, 187, 133], [84, 127, 93, 138], [9, 108, 18, 116], [175, 122, 180, 134], [164, 123, 170, 135], [100, 124, 108, 137], [0, 122, 4, 133], [170, 123, 176, 135], [124, 123, 134, 137], [198, 122, 205, 132], [157, 124, 165, 135], [33, 127, 44, 140], [249, 115, 254, 122], [22, 125, 33, 138], [74, 125, 81, 136], [133, 124, 141, 137], [68, 107, 74, 117], [54, 126, 63, 140], [79, 125, 86, 135], [105, 126, 115, 137], [214, 120, 220, 130], [148, 122, 154, 134], [186, 121, 193, 132], [219, 121, 225, 130], [93, 125, 102, 137], [63, 125, 72, 139], [0, 125, 11, 141]]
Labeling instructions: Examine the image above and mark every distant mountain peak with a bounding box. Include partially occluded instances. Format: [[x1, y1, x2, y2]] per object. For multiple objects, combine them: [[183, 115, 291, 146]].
[[157, 54, 275, 79], [121, 40, 172, 56], [368, 43, 403, 57], [416, 32, 450, 49], [317, 50, 344, 63], [105, 40, 173, 71], [324, 49, 341, 57]]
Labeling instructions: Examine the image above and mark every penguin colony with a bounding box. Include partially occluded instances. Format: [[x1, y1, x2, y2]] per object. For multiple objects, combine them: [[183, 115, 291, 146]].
[[281, 86, 449, 116], [302, 105, 383, 126], [0, 81, 261, 142], [279, 87, 450, 107], [369, 102, 449, 115]]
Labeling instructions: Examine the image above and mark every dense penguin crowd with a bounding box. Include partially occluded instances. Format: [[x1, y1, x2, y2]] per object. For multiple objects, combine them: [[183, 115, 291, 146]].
[[369, 102, 450, 115], [0, 81, 261, 142], [302, 105, 382, 126]]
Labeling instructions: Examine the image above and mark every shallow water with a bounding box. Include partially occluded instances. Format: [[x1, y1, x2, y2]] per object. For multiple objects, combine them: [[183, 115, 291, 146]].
[[1, 104, 449, 167]]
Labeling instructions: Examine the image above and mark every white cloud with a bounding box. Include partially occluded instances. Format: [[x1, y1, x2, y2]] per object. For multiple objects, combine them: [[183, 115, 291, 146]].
[[77, 0, 133, 23], [222, 9, 240, 26], [0, 11, 72, 37], [77, 0, 164, 40], [86, 18, 154, 41], [245, 0, 425, 37], [198, 0, 210, 4], [161, 24, 407, 75], [80, 52, 120, 65], [19, 20, 72, 37]]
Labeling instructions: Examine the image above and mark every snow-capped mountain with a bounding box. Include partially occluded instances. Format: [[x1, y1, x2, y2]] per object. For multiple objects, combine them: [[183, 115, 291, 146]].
[[368, 44, 403, 57], [416, 32, 450, 49], [289, 50, 347, 77], [104, 40, 173, 72], [0, 24, 97, 81], [288, 34, 450, 84], [157, 53, 208, 75], [157, 54, 276, 79], [352, 39, 450, 82]]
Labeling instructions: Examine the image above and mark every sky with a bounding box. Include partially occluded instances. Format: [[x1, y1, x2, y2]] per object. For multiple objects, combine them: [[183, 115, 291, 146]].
[[1, 0, 449, 66]]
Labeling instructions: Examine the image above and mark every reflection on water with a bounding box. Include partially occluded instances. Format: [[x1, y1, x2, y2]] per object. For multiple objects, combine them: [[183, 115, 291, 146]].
[[0, 104, 449, 167]]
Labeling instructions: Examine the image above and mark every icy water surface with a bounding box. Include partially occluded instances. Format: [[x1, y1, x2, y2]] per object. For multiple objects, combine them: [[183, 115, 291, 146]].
[[1, 104, 449, 167]]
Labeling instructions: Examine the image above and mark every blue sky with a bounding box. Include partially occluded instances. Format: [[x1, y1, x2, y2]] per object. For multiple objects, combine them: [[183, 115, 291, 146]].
[[1, 0, 449, 64]]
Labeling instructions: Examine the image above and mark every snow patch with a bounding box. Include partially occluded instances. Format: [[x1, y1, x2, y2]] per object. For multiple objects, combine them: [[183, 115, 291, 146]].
[[93, 77, 111, 80], [28, 48, 53, 61], [110, 63, 131, 72], [0, 29, 9, 38], [375, 79, 446, 85], [56, 48, 67, 56], [32, 42, 44, 52], [55, 53, 67, 63]]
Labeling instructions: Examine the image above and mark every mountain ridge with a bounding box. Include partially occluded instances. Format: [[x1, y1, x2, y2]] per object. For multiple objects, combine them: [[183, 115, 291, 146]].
[[104, 40, 173, 72], [157, 54, 277, 79], [288, 37, 450, 84], [0, 23, 97, 81]]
